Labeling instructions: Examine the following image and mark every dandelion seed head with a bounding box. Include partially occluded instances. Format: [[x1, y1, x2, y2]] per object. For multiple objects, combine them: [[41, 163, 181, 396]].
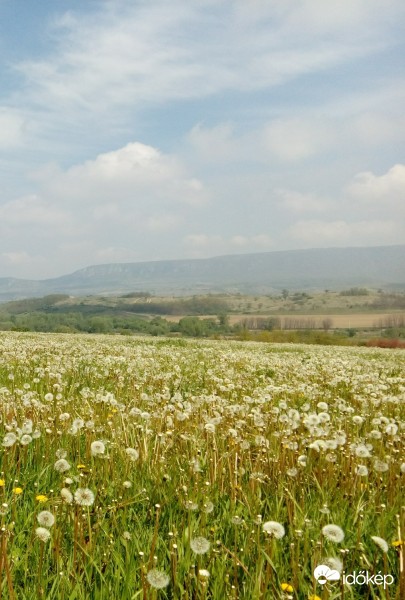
[[146, 568, 170, 589], [36, 527, 51, 542], [74, 488, 95, 506], [125, 447, 139, 461], [190, 536, 211, 554], [20, 434, 32, 445], [322, 524, 345, 543], [262, 521, 285, 539], [61, 488, 73, 503], [2, 433, 17, 447], [198, 569, 210, 579], [371, 536, 389, 553], [323, 556, 343, 572], [37, 510, 55, 528], [373, 459, 389, 473], [91, 440, 105, 456], [355, 445, 371, 458], [54, 459, 71, 473]]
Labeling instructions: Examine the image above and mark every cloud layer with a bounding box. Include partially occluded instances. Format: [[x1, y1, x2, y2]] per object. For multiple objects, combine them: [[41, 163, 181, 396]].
[[0, 0, 403, 277]]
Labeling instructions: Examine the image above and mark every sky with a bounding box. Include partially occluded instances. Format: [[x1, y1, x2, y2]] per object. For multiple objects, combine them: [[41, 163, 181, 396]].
[[0, 0, 404, 279]]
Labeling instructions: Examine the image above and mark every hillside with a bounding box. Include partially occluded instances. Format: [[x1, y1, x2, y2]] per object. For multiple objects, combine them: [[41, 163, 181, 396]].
[[0, 245, 404, 301]]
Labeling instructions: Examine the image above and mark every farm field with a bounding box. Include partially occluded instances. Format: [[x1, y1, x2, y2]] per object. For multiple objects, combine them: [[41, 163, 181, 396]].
[[0, 332, 404, 599], [164, 312, 401, 329]]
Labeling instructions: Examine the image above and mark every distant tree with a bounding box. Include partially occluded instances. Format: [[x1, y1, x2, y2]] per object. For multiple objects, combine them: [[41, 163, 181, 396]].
[[217, 312, 229, 329], [322, 318, 333, 332], [282, 289, 289, 300]]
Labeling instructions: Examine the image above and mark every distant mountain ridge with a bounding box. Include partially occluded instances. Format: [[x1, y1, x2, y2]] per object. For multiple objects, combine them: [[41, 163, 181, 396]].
[[0, 245, 404, 300]]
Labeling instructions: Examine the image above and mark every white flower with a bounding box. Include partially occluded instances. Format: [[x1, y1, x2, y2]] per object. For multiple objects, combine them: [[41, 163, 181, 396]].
[[54, 459, 71, 473], [36, 527, 51, 542], [190, 536, 211, 555], [322, 524, 345, 543], [74, 488, 95, 507], [20, 434, 32, 445], [385, 423, 398, 436], [2, 433, 17, 447], [352, 416, 364, 425], [324, 556, 343, 573], [355, 445, 371, 458], [356, 465, 368, 476], [125, 447, 139, 461], [37, 511, 55, 528], [198, 569, 210, 579], [22, 420, 33, 434], [371, 536, 389, 553], [262, 521, 285, 539], [61, 488, 73, 503], [91, 441, 105, 456], [400, 463, 405, 474], [202, 501, 214, 514], [373, 459, 389, 473], [146, 568, 170, 589]]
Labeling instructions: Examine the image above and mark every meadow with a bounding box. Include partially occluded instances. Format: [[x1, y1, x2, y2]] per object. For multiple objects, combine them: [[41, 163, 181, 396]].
[[0, 332, 403, 599]]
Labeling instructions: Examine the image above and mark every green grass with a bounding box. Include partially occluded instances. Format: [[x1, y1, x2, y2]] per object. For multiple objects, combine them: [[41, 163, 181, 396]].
[[0, 332, 404, 599]]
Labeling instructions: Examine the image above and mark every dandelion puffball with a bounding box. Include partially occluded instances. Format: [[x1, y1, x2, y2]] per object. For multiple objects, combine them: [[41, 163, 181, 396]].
[[322, 524, 345, 543], [262, 521, 285, 539]]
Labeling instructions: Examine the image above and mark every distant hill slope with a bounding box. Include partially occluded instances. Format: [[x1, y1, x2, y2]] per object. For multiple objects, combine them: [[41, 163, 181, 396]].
[[0, 245, 404, 300]]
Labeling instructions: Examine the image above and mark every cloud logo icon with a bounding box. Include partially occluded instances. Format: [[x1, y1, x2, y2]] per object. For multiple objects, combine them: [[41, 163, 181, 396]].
[[314, 565, 341, 585]]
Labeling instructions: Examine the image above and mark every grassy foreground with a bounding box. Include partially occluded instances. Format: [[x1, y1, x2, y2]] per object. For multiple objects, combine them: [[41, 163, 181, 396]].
[[0, 332, 404, 599]]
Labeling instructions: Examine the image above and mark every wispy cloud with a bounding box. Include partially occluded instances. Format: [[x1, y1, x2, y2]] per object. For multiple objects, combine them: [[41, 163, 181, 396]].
[[0, 0, 403, 278]]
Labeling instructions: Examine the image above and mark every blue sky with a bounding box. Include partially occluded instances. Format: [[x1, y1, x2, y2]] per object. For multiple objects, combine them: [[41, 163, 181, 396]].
[[0, 0, 404, 279]]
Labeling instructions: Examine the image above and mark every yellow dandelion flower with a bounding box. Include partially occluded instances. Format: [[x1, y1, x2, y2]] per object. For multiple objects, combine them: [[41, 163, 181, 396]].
[[281, 582, 294, 592], [392, 540, 403, 547], [0, 479, 5, 487], [36, 495, 48, 503], [13, 487, 23, 495], [309, 596, 322, 600], [77, 464, 86, 470]]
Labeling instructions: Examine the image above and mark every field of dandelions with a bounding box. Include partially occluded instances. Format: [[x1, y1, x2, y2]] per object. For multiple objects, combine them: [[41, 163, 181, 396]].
[[0, 332, 404, 599]]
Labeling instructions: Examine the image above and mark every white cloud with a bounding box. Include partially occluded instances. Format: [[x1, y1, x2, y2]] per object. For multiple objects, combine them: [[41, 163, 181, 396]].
[[0, 195, 69, 227], [0, 141, 208, 277], [36, 142, 208, 211], [187, 123, 241, 163], [347, 164, 405, 208], [183, 233, 273, 257], [13, 0, 400, 118], [288, 219, 400, 246], [277, 189, 332, 213], [0, 108, 27, 148], [261, 118, 332, 162]]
